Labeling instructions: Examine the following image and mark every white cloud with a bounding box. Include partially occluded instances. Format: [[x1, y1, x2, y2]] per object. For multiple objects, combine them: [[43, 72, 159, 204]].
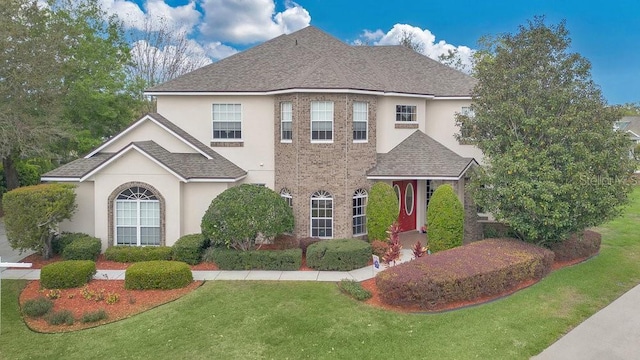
[[204, 42, 239, 61], [99, 0, 200, 33], [199, 0, 311, 44], [360, 24, 475, 73]]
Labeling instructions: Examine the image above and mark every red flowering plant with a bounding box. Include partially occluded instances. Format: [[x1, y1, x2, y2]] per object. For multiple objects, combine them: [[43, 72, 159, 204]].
[[382, 222, 402, 266]]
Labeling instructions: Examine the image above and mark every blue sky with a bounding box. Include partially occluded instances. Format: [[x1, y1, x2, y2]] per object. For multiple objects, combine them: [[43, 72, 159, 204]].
[[111, 0, 639, 105]]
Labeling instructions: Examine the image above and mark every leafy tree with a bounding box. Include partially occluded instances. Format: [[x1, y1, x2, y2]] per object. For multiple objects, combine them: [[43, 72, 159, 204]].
[[201, 184, 294, 251], [2, 184, 76, 259], [366, 182, 399, 242], [398, 29, 424, 53], [426, 184, 464, 253], [457, 17, 635, 246]]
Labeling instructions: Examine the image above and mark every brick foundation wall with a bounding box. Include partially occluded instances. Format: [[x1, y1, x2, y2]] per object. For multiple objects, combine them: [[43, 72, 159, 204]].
[[274, 93, 377, 238]]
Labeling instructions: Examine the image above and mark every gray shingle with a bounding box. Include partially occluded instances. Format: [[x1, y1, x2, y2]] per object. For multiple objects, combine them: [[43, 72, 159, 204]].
[[367, 130, 477, 178], [147, 26, 475, 97]]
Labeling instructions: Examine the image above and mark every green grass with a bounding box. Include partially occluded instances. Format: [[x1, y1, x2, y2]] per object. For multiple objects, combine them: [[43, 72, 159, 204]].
[[2, 188, 640, 359]]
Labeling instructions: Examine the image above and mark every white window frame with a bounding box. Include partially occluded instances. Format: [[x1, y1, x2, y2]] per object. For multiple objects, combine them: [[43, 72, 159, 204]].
[[395, 105, 417, 123], [114, 187, 160, 246], [281, 102, 292, 143], [353, 102, 368, 143], [405, 182, 414, 215], [352, 189, 368, 236], [310, 101, 334, 143], [212, 103, 242, 141], [280, 187, 293, 208], [310, 190, 333, 238]]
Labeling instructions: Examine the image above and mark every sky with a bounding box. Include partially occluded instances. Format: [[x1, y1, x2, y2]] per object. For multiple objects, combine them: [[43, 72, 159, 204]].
[[100, 0, 640, 105]]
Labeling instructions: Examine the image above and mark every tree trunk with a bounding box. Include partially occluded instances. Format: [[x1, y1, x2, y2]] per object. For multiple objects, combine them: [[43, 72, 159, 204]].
[[2, 156, 20, 191], [43, 232, 54, 260]]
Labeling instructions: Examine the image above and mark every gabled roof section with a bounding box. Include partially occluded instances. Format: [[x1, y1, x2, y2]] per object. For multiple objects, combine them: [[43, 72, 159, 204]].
[[617, 116, 640, 140], [147, 26, 475, 97], [367, 130, 477, 180]]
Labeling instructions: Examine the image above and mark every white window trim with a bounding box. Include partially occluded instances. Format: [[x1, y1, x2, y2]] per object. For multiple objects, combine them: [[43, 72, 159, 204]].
[[310, 190, 333, 239], [405, 182, 415, 215], [212, 103, 243, 142], [353, 102, 368, 143], [114, 198, 160, 247], [310, 101, 334, 144], [352, 189, 368, 236], [395, 104, 418, 123], [281, 101, 293, 143], [280, 188, 293, 208]]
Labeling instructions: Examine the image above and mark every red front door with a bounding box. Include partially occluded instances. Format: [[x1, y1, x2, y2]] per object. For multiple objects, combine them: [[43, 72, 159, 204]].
[[393, 180, 417, 232]]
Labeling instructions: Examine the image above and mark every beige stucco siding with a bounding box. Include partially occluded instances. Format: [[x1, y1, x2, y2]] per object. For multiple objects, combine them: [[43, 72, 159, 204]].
[[102, 119, 197, 154], [376, 96, 427, 154], [181, 182, 229, 236], [425, 99, 484, 163], [157, 95, 275, 187], [88, 150, 183, 248], [59, 182, 95, 236]]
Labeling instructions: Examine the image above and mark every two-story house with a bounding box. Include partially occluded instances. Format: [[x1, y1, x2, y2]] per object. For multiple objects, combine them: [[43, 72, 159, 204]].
[[42, 26, 483, 250]]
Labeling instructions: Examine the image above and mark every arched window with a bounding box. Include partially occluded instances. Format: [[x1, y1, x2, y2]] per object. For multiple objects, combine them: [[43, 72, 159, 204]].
[[352, 189, 367, 236], [115, 186, 160, 246], [280, 188, 293, 208], [310, 190, 333, 238]]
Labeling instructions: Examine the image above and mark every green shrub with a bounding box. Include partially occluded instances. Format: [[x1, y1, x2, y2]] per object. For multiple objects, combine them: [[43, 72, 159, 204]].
[[201, 184, 294, 250], [46, 309, 74, 326], [548, 230, 601, 262], [41, 260, 96, 289], [366, 183, 399, 242], [338, 279, 372, 301], [427, 184, 464, 252], [376, 239, 554, 310], [371, 240, 390, 258], [204, 248, 301, 270], [298, 237, 323, 255], [172, 234, 210, 265], [104, 246, 173, 262], [81, 309, 108, 323], [22, 297, 53, 318], [306, 239, 371, 271], [53, 232, 87, 255], [62, 235, 101, 261], [125, 261, 193, 290]]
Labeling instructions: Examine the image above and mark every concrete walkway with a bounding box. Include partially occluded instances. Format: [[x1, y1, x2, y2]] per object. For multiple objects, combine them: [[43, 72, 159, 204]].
[[0, 218, 34, 266]]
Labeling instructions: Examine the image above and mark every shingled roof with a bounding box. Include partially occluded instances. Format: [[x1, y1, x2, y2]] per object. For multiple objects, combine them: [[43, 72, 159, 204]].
[[42, 114, 247, 182], [367, 130, 477, 179], [147, 26, 475, 97]]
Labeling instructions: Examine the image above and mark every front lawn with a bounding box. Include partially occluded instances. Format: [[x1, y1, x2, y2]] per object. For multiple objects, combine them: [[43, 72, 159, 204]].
[[1, 188, 639, 359]]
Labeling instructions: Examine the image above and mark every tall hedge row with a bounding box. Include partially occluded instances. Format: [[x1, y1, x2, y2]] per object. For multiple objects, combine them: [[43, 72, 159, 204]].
[[427, 184, 464, 252], [366, 183, 399, 242]]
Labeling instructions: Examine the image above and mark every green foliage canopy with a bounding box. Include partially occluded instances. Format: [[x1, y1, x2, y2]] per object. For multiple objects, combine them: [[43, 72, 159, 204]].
[[426, 184, 464, 252], [366, 182, 399, 242], [457, 17, 635, 245], [2, 183, 76, 259], [201, 184, 294, 251]]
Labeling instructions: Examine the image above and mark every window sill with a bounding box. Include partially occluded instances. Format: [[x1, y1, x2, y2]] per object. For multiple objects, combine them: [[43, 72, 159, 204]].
[[394, 122, 419, 129], [352, 140, 368, 144], [210, 141, 244, 147], [280, 140, 292, 144], [311, 140, 334, 144]]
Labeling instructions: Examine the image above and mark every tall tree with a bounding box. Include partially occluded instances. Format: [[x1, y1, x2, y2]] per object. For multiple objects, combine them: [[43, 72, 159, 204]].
[[398, 29, 424, 53], [0, 0, 140, 189], [457, 17, 635, 246]]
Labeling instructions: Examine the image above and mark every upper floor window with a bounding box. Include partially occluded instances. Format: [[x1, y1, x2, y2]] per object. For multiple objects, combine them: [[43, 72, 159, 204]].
[[311, 101, 333, 142], [212, 104, 242, 140], [280, 187, 293, 208], [353, 102, 368, 142], [458, 106, 475, 142], [396, 105, 417, 122], [281, 102, 292, 142]]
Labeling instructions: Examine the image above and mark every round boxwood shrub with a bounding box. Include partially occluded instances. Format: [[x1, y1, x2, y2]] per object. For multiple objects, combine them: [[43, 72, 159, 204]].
[[306, 239, 371, 271], [125, 261, 193, 290], [201, 184, 294, 250], [52, 232, 86, 255], [427, 184, 464, 253], [366, 183, 399, 242], [41, 260, 96, 289], [172, 234, 210, 265], [62, 235, 101, 261]]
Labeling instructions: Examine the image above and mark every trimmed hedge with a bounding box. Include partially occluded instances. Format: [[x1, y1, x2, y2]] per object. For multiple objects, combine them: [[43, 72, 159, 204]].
[[548, 230, 601, 262], [53, 232, 86, 255], [427, 184, 464, 253], [104, 246, 173, 263], [204, 248, 302, 270], [376, 239, 554, 310], [125, 261, 193, 290], [41, 260, 96, 289], [62, 235, 101, 261], [306, 239, 371, 271], [366, 183, 399, 242], [298, 237, 323, 255], [172, 234, 210, 265]]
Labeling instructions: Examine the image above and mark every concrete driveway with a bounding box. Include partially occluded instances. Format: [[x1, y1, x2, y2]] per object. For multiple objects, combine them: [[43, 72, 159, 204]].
[[0, 218, 33, 265]]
